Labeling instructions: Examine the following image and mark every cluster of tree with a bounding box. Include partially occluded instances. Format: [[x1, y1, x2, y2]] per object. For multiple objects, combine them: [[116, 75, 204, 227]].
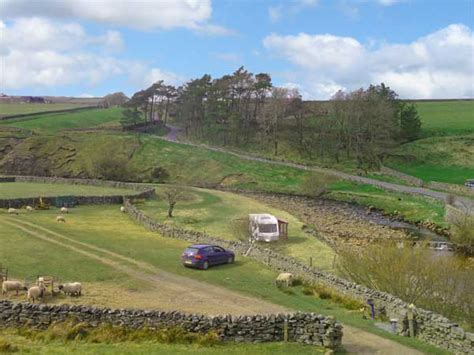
[[100, 92, 129, 108], [121, 81, 177, 128], [126, 67, 422, 169]]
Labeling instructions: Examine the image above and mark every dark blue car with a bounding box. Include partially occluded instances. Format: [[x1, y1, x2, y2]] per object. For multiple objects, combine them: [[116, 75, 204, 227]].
[[181, 244, 235, 270]]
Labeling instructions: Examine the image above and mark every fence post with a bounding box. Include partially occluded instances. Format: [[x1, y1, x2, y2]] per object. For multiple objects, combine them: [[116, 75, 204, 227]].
[[283, 317, 289, 342]]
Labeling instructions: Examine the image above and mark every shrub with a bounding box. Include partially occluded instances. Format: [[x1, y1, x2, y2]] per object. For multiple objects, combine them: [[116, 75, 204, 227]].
[[301, 286, 314, 296], [151, 166, 169, 183], [301, 172, 338, 198]]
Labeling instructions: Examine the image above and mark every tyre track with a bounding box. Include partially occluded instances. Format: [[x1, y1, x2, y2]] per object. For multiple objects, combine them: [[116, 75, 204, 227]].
[[1, 218, 287, 315]]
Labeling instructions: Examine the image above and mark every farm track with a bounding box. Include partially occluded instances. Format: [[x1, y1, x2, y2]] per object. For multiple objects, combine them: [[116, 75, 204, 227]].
[[163, 125, 473, 214], [1, 217, 287, 315]]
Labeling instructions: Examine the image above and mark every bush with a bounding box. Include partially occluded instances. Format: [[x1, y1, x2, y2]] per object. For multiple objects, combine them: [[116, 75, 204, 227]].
[[91, 154, 135, 181], [151, 166, 169, 183], [447, 205, 474, 255], [337, 242, 474, 327], [301, 172, 337, 198]]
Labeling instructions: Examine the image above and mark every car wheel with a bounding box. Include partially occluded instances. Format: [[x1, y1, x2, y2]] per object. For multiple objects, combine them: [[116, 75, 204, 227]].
[[202, 261, 209, 270], [227, 256, 234, 264]]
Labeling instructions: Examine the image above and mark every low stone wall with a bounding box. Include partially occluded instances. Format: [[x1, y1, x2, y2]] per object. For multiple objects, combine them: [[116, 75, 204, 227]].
[[428, 181, 474, 197], [380, 166, 424, 187], [0, 176, 156, 208], [0, 300, 342, 348], [124, 200, 473, 354]]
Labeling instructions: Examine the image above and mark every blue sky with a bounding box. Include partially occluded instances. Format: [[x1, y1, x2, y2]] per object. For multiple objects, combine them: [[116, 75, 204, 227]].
[[1, 0, 473, 99]]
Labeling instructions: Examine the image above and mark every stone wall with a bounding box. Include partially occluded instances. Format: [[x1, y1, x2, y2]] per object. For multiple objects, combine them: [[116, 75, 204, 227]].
[[124, 200, 473, 354], [0, 300, 342, 348], [380, 166, 424, 187], [0, 176, 156, 209]]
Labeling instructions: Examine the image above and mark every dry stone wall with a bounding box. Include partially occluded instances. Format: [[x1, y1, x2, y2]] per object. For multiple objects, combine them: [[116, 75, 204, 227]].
[[0, 176, 155, 208], [124, 200, 473, 354], [0, 300, 342, 348]]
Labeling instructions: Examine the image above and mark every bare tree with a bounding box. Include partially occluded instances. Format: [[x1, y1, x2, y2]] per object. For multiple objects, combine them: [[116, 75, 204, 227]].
[[162, 186, 184, 218]]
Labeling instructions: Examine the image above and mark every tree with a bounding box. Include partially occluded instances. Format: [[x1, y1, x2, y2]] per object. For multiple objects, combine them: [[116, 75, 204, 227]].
[[400, 103, 422, 142], [446, 204, 474, 255], [120, 108, 141, 128], [162, 186, 184, 218], [101, 92, 129, 107], [261, 87, 290, 156]]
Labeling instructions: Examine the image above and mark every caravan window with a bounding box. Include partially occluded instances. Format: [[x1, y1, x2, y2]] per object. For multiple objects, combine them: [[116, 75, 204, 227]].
[[259, 224, 277, 233]]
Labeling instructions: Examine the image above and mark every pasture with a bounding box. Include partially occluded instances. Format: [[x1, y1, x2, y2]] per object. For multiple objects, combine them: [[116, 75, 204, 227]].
[[0, 103, 93, 118], [140, 186, 335, 270], [0, 107, 123, 133], [414, 100, 474, 137], [0, 186, 448, 354], [0, 182, 135, 199]]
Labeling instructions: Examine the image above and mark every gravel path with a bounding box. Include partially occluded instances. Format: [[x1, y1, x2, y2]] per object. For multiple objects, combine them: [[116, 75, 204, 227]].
[[163, 125, 473, 214]]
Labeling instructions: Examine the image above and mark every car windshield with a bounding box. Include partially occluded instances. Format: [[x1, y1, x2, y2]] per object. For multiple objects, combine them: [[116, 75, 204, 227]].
[[258, 224, 277, 233], [184, 248, 199, 255]]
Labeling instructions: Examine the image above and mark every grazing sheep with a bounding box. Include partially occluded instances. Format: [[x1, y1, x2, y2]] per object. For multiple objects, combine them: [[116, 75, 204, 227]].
[[27, 285, 45, 303], [60, 207, 69, 214], [26, 206, 34, 212], [275, 273, 294, 287], [2, 281, 26, 296], [7, 208, 19, 215], [120, 206, 126, 213], [58, 282, 82, 296], [56, 215, 66, 223]]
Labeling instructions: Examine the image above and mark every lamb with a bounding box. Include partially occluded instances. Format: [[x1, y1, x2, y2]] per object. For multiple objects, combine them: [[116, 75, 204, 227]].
[[58, 282, 82, 296], [7, 208, 19, 215], [26, 206, 34, 212], [60, 207, 69, 214], [2, 281, 26, 296], [120, 206, 126, 213], [275, 272, 294, 287], [27, 285, 45, 303], [56, 215, 66, 223]]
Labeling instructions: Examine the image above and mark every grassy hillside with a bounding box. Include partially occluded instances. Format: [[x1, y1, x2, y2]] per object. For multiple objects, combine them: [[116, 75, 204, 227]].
[[414, 100, 474, 137], [0, 103, 93, 117], [0, 182, 135, 199], [0, 107, 122, 133], [385, 134, 474, 184]]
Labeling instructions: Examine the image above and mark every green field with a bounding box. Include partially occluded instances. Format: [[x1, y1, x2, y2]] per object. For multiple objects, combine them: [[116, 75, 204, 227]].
[[0, 182, 135, 199], [140, 186, 335, 270], [414, 100, 474, 137], [386, 134, 474, 184], [0, 103, 94, 117], [0, 204, 447, 354], [1, 107, 122, 133]]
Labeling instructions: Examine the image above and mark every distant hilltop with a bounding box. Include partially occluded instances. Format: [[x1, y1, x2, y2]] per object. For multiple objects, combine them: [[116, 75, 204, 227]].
[[0, 94, 104, 105]]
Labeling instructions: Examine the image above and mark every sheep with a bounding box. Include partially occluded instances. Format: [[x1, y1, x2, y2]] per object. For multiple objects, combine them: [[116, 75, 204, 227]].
[[26, 206, 34, 212], [60, 207, 69, 214], [120, 206, 126, 213], [27, 285, 45, 303], [2, 281, 27, 296], [275, 272, 294, 287], [56, 215, 66, 223], [58, 282, 82, 296], [7, 208, 19, 215]]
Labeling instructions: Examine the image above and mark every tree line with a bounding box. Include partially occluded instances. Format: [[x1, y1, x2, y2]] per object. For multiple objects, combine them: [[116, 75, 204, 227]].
[[124, 67, 421, 169]]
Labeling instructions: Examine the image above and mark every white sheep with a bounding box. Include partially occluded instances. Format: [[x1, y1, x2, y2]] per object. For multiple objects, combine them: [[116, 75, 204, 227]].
[[120, 206, 126, 213], [275, 272, 294, 287], [60, 207, 69, 214], [26, 206, 34, 212], [2, 280, 26, 296], [27, 285, 45, 303], [7, 208, 19, 215], [58, 282, 82, 296], [56, 215, 66, 223]]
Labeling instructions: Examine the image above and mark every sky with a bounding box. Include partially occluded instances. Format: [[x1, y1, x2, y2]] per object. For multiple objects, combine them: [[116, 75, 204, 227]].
[[0, 0, 473, 99]]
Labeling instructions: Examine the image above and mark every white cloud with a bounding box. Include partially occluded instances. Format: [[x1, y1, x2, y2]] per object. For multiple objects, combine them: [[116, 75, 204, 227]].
[[268, 0, 318, 23], [144, 68, 185, 87], [376, 0, 404, 6], [0, 0, 233, 34], [263, 24, 474, 99], [0, 18, 180, 91]]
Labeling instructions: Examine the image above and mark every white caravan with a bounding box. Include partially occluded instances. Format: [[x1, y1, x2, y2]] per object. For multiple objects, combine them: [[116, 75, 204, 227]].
[[249, 214, 279, 242]]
